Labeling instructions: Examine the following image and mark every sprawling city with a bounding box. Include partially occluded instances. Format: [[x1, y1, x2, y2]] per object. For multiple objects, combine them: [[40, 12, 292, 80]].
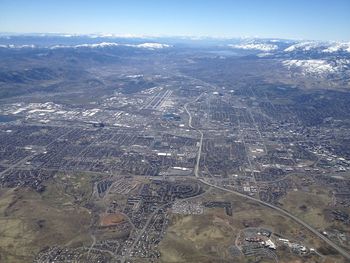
[[0, 34, 350, 263], [1, 1, 350, 262]]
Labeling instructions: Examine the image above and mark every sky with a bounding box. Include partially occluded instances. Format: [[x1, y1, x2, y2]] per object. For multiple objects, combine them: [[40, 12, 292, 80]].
[[0, 0, 349, 41]]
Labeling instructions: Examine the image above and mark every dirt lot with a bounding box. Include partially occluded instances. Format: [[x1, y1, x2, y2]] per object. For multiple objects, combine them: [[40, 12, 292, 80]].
[[100, 213, 126, 226]]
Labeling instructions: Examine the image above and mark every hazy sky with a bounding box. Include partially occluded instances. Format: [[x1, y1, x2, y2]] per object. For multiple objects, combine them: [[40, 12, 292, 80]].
[[1, 0, 349, 41]]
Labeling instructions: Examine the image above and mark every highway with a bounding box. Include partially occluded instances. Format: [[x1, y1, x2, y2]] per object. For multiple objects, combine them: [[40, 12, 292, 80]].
[[184, 92, 205, 178], [194, 131, 203, 178]]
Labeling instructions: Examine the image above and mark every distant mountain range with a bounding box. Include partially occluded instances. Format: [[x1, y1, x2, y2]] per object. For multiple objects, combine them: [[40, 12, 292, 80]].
[[228, 38, 350, 53], [0, 34, 349, 53], [227, 39, 350, 79], [0, 34, 349, 80]]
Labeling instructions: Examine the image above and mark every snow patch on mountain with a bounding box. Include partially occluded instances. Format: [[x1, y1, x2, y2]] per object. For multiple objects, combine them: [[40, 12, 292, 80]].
[[50, 42, 171, 50], [0, 44, 36, 49], [284, 41, 350, 53], [322, 42, 350, 53], [283, 59, 335, 74], [282, 59, 350, 76], [76, 42, 120, 48], [229, 43, 278, 52], [134, 43, 171, 49], [284, 42, 321, 52]]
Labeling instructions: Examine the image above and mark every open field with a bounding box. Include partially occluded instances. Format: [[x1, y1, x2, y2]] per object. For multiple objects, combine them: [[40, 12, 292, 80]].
[[280, 175, 350, 251], [0, 174, 94, 263], [280, 186, 332, 229]]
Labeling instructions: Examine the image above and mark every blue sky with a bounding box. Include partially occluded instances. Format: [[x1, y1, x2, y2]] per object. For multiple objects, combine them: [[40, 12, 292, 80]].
[[0, 0, 349, 41]]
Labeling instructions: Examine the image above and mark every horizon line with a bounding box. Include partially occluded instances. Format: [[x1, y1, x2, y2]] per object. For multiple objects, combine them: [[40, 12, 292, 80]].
[[0, 31, 339, 43]]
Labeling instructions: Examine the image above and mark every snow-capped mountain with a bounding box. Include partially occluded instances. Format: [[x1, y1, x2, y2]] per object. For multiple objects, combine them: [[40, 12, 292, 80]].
[[322, 42, 350, 53], [279, 42, 350, 78], [283, 41, 350, 54], [132, 43, 171, 49], [229, 43, 278, 52], [282, 59, 350, 76], [0, 42, 172, 50], [0, 34, 349, 80], [224, 39, 350, 78], [283, 41, 323, 52], [227, 38, 295, 52], [0, 44, 36, 48], [226, 38, 350, 56]]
